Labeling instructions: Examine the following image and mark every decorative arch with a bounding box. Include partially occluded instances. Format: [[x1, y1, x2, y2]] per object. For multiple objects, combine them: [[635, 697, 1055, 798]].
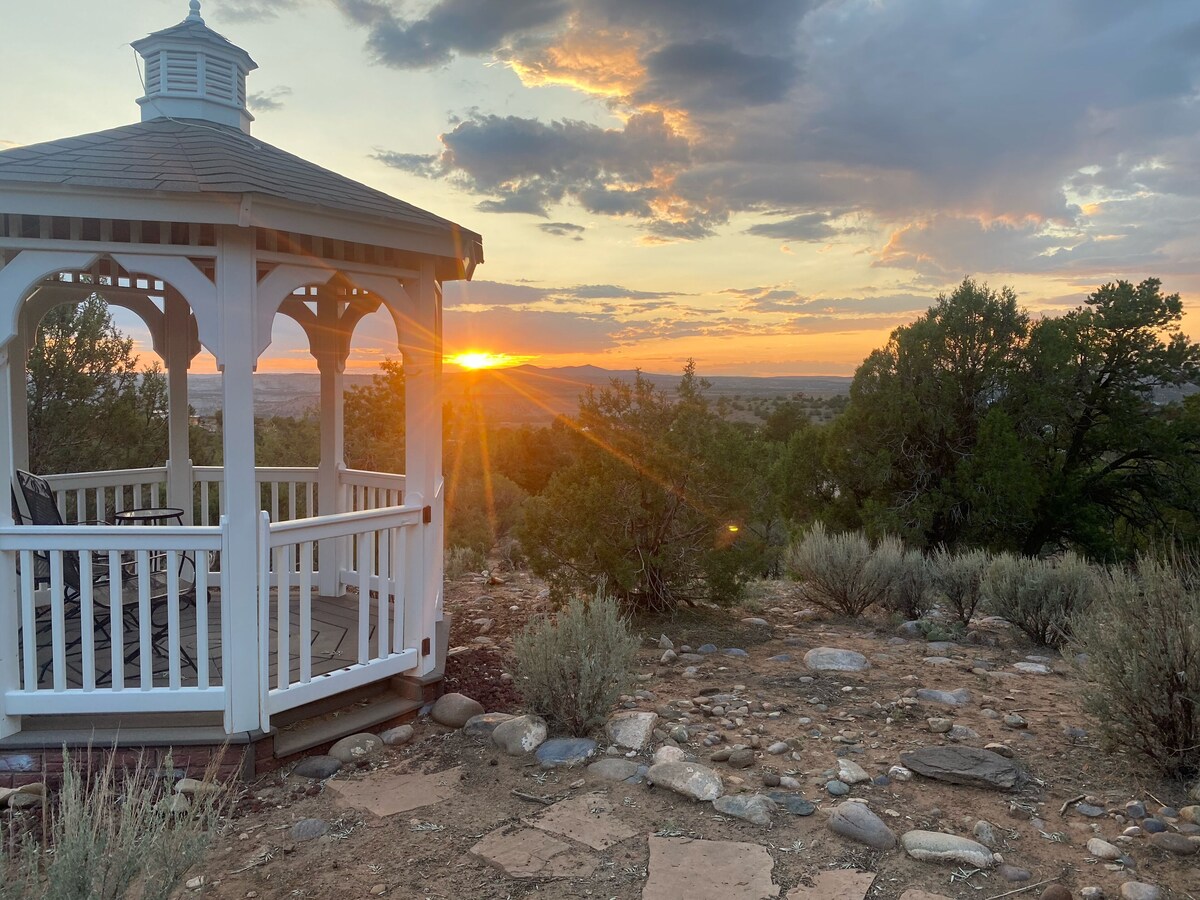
[[0, 250, 101, 348]]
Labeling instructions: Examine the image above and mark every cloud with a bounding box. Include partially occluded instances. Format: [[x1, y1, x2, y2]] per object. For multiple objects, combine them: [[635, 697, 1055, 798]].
[[247, 86, 293, 112], [216, 0, 303, 22], [538, 221, 585, 239], [344, 0, 1200, 275]]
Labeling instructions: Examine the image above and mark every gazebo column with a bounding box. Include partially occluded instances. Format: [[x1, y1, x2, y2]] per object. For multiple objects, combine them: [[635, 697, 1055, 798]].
[[0, 341, 22, 738], [7, 331, 28, 471], [217, 225, 262, 733], [403, 260, 444, 677], [164, 293, 193, 523], [315, 294, 347, 597]]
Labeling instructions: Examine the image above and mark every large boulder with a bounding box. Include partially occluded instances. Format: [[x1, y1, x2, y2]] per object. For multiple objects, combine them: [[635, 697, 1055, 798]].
[[646, 761, 724, 802], [900, 746, 1022, 790], [827, 801, 897, 850], [606, 711, 659, 750], [804, 647, 870, 672], [431, 693, 485, 728], [329, 733, 383, 764], [492, 715, 549, 755]]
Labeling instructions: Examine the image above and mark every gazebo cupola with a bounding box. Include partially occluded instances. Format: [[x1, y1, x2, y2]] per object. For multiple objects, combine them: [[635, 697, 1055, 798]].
[[132, 0, 257, 133]]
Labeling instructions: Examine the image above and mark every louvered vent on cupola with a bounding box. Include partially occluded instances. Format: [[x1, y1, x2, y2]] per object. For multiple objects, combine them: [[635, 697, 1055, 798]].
[[132, 1, 258, 134]]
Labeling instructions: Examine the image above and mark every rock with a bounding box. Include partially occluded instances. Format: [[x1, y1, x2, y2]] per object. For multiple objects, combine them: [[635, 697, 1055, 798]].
[[888, 765, 913, 782], [643, 836, 777, 900], [762, 772, 781, 788], [804, 647, 870, 672], [713, 794, 776, 826], [947, 725, 979, 742], [1119, 884, 1161, 900], [1075, 803, 1105, 818], [492, 715, 549, 755], [462, 712, 515, 739], [159, 793, 191, 814], [728, 748, 755, 769], [587, 758, 641, 782], [1178, 805, 1198, 824], [292, 756, 342, 780], [669, 725, 689, 742], [659, 634, 674, 650], [984, 742, 1015, 758], [741, 617, 770, 626], [768, 654, 793, 663], [647, 761, 723, 802], [901, 830, 995, 867], [8, 793, 42, 809], [915, 688, 971, 706], [767, 741, 790, 755], [291, 818, 330, 841], [826, 779, 850, 796], [536, 738, 598, 769], [175, 777, 221, 796], [724, 648, 749, 658], [900, 746, 1021, 790], [471, 826, 596, 878], [998, 865, 1031, 883], [329, 733, 383, 764], [606, 711, 659, 750], [698, 643, 718, 654], [1080, 888, 1104, 900], [898, 621, 924, 637], [974, 820, 999, 848], [1041, 886, 1072, 900], [380, 724, 415, 746], [1088, 838, 1124, 860], [1013, 662, 1051, 674], [431, 693, 485, 728], [654, 746, 687, 765], [661, 650, 678, 665], [928, 717, 953, 733], [1148, 832, 1198, 855], [838, 759, 871, 784], [828, 801, 897, 850], [1004, 714, 1028, 729], [1142, 818, 1166, 834], [767, 791, 816, 816]]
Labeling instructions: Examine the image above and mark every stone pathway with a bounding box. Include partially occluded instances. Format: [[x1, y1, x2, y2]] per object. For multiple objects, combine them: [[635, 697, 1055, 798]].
[[324, 765, 462, 817], [642, 836, 779, 900]]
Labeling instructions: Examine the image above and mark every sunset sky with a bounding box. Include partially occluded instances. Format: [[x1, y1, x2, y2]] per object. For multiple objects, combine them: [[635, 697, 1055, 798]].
[[5, 0, 1200, 376]]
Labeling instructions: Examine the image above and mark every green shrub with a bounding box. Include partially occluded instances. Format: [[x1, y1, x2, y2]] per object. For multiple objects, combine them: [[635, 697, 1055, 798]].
[[883, 547, 933, 619], [1072, 554, 1200, 777], [445, 545, 487, 581], [784, 523, 901, 616], [512, 589, 637, 736], [930, 546, 990, 625], [0, 748, 229, 900], [983, 552, 1096, 647]]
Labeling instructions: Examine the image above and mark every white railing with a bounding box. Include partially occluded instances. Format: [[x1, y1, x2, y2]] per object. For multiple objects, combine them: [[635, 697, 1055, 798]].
[[257, 505, 422, 730], [0, 520, 228, 720], [194, 465, 320, 526], [341, 468, 405, 513], [43, 467, 170, 525]]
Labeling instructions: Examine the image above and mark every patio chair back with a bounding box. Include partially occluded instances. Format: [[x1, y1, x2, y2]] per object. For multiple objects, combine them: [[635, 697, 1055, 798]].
[[15, 470, 87, 595]]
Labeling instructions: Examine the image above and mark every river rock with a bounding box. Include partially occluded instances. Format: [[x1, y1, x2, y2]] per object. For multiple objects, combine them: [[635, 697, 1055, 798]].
[[647, 761, 723, 802], [329, 733, 382, 764], [1088, 838, 1123, 860], [1013, 662, 1051, 674], [804, 647, 870, 672], [292, 755, 342, 779], [291, 818, 330, 841], [1120, 884, 1161, 900], [767, 792, 816, 816], [462, 712, 516, 739], [380, 724, 415, 746], [606, 711, 658, 750], [713, 794, 776, 826], [828, 801, 897, 850], [928, 717, 953, 733], [492, 714, 548, 755], [901, 830, 995, 867], [838, 759, 870, 785], [654, 746, 687, 765], [1148, 832, 1198, 855], [536, 737, 597, 769], [431, 693, 485, 728], [915, 688, 971, 706], [587, 758, 641, 782], [900, 746, 1021, 790]]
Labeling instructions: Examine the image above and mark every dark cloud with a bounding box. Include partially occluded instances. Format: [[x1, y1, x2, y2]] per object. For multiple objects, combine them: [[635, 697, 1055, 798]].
[[745, 213, 843, 242], [247, 86, 292, 112], [538, 221, 585, 239], [636, 39, 799, 112], [216, 0, 302, 22]]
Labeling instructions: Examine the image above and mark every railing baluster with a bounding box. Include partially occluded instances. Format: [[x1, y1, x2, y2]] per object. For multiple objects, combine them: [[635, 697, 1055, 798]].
[[167, 550, 181, 690], [306, 481, 314, 518], [277, 545, 291, 691], [271, 482, 280, 522], [137, 550, 152, 689], [288, 483, 297, 522], [79, 552, 96, 691], [392, 527, 404, 652], [75, 489, 86, 524], [109, 551, 123, 691], [49, 552, 66, 692], [377, 527, 389, 658], [195, 548, 210, 689], [19, 551, 35, 691], [299, 541, 312, 684], [357, 532, 370, 664], [151, 482, 161, 507]]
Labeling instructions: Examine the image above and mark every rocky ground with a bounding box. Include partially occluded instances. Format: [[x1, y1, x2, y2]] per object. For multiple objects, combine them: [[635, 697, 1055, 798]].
[[8, 566, 1199, 900]]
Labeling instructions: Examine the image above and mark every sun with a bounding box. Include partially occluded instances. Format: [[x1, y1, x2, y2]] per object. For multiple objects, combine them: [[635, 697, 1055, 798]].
[[449, 351, 530, 370]]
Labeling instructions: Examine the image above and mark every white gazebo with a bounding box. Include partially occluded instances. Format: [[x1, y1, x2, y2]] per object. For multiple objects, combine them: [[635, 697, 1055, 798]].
[[0, 2, 481, 761]]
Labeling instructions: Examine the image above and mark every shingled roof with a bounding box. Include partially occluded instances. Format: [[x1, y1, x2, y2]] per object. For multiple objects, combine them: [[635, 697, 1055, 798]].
[[0, 118, 477, 242]]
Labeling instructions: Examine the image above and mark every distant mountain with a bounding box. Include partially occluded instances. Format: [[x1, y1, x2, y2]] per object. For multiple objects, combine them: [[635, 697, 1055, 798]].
[[188, 365, 853, 424]]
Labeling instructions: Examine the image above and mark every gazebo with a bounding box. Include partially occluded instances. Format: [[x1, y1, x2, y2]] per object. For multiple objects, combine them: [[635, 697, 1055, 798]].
[[0, 2, 481, 769]]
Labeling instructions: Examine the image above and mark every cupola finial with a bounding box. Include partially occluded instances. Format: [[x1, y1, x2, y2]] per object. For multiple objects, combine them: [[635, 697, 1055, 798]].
[[186, 1, 203, 23]]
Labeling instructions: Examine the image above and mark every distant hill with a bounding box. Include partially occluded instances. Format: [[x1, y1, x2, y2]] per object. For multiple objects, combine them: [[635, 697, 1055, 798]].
[[187, 365, 853, 425]]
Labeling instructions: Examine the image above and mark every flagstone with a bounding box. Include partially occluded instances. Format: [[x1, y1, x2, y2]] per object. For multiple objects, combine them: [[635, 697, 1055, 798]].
[[643, 836, 779, 900], [784, 869, 876, 900], [469, 826, 596, 878], [325, 766, 461, 818], [524, 795, 637, 850]]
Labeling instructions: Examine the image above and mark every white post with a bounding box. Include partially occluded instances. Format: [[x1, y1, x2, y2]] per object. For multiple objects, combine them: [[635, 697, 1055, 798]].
[[315, 292, 346, 597], [403, 260, 443, 676], [164, 293, 193, 523], [217, 225, 261, 733], [8, 332, 28, 472], [0, 345, 22, 737]]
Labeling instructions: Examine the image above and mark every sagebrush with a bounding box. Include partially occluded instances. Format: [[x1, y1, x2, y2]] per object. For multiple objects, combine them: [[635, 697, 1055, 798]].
[[930, 546, 990, 625], [1073, 554, 1200, 778], [785, 523, 900, 616], [512, 590, 637, 736], [883, 547, 932, 619], [0, 748, 229, 900], [983, 552, 1095, 647]]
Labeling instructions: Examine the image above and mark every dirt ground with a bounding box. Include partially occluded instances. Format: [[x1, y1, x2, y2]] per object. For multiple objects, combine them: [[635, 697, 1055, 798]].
[[186, 568, 1200, 899]]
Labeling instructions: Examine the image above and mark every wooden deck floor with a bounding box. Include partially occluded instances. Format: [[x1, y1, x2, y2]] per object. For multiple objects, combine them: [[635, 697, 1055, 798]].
[[30, 588, 383, 691]]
